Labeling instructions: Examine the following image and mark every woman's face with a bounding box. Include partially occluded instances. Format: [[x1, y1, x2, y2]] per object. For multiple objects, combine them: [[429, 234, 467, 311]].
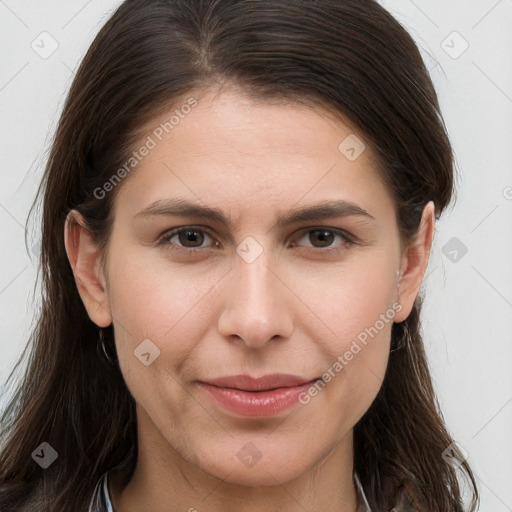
[[72, 86, 428, 487]]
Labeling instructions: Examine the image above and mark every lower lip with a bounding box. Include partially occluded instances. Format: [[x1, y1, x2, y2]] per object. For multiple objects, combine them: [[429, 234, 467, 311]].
[[199, 381, 315, 417]]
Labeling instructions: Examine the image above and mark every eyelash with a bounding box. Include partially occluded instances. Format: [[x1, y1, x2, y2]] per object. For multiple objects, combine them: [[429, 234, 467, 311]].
[[157, 226, 355, 256]]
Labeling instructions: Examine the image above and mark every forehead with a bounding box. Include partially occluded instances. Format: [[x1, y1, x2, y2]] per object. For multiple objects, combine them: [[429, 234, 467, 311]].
[[113, 87, 394, 222], [150, 87, 364, 161]]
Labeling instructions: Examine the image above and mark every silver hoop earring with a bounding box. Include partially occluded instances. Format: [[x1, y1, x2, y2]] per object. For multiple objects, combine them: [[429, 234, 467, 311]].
[[97, 328, 117, 366], [390, 321, 407, 353], [390, 340, 403, 353]]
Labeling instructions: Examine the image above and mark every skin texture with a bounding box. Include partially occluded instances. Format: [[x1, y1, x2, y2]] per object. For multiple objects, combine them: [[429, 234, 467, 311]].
[[64, 85, 435, 512]]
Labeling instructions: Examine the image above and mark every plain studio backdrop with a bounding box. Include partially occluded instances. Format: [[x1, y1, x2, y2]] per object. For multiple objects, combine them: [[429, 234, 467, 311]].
[[0, 1, 511, 510]]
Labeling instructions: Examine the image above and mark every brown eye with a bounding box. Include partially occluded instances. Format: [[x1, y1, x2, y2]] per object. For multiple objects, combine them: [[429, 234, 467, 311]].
[[177, 229, 205, 247], [295, 228, 352, 250], [158, 227, 217, 250], [308, 229, 335, 247]]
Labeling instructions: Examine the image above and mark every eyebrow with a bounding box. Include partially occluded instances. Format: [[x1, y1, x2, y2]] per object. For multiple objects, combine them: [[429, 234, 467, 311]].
[[134, 197, 375, 228]]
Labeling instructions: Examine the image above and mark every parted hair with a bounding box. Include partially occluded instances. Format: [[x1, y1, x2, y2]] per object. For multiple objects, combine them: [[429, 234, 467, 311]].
[[1, 1, 478, 510]]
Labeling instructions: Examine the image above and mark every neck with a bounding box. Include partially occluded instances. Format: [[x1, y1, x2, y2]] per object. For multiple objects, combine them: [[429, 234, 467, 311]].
[[110, 411, 360, 512]]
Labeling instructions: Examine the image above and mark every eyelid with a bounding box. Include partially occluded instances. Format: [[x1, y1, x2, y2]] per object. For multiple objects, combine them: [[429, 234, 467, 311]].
[[290, 227, 355, 254], [293, 226, 354, 245], [157, 225, 356, 254], [157, 226, 218, 249]]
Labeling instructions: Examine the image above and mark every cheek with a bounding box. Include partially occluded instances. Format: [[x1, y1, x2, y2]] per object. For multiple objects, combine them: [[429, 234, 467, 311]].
[[107, 252, 225, 346], [104, 253, 228, 410], [301, 248, 398, 348], [306, 305, 392, 433], [301, 254, 397, 417]]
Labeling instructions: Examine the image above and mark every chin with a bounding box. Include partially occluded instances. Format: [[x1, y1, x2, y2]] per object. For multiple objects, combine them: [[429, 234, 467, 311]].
[[210, 462, 304, 488], [195, 444, 311, 487]]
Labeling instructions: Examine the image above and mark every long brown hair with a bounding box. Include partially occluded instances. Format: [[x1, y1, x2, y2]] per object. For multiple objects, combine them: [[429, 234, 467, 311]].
[[0, 0, 479, 510]]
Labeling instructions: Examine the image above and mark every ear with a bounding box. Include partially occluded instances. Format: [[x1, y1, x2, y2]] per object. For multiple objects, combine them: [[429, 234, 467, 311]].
[[64, 210, 112, 328], [393, 201, 435, 323]]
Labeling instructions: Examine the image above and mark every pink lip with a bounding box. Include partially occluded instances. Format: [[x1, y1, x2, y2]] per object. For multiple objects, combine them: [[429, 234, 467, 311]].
[[198, 374, 318, 417]]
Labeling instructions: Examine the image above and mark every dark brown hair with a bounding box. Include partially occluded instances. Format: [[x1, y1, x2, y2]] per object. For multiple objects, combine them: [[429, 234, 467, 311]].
[[0, 0, 479, 510]]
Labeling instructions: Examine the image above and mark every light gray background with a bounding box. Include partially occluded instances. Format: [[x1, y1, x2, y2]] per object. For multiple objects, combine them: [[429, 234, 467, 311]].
[[1, 1, 511, 510]]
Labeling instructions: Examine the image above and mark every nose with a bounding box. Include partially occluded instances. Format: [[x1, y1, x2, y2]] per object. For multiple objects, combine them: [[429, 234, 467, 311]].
[[216, 245, 294, 349]]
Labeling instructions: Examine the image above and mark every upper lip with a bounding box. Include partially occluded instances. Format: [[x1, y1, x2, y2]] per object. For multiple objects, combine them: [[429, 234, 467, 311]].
[[201, 374, 317, 392]]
